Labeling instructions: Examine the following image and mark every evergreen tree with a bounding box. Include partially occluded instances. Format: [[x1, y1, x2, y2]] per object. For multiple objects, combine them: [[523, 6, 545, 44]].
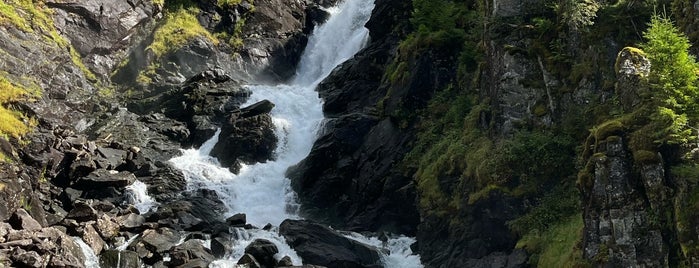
[[641, 15, 699, 144]]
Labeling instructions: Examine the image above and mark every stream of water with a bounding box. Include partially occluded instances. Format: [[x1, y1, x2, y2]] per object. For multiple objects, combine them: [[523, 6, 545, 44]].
[[147, 0, 423, 266]]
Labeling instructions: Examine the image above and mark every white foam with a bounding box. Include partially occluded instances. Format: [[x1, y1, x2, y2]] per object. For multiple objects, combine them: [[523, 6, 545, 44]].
[[73, 237, 100, 268], [124, 180, 158, 214]]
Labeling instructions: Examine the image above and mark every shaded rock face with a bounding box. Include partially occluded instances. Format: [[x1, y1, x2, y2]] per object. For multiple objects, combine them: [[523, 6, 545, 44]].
[[581, 137, 670, 267], [210, 100, 278, 172], [288, 0, 418, 235], [279, 220, 382, 268], [48, 0, 158, 79]]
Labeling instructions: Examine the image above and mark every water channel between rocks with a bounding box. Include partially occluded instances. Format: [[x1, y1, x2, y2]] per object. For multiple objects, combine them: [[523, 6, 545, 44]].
[[127, 0, 423, 267]]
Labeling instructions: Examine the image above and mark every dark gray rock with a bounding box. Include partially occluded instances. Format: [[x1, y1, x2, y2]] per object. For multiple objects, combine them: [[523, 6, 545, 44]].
[[210, 103, 278, 172], [100, 250, 141, 268], [279, 220, 382, 268], [73, 169, 136, 189], [66, 200, 99, 222], [226, 213, 246, 226], [581, 136, 670, 267], [211, 233, 233, 258], [238, 253, 262, 268], [244, 239, 278, 268]]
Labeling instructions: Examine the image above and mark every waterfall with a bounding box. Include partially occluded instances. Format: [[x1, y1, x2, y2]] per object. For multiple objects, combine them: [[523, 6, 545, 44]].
[[124, 180, 158, 214], [169, 0, 423, 267], [73, 237, 100, 268]]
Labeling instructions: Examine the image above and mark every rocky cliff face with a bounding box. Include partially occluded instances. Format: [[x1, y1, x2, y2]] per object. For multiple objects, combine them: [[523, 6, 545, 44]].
[[3, 0, 699, 267], [0, 0, 340, 266]]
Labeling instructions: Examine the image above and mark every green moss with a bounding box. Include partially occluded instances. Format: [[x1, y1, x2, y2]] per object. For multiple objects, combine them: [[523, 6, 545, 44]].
[[532, 103, 548, 117], [148, 7, 219, 59], [633, 150, 660, 165], [0, 77, 35, 139], [516, 214, 586, 267], [614, 46, 647, 74]]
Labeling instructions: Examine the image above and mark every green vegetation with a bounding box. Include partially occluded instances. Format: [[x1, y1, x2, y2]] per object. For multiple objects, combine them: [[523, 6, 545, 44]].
[[640, 15, 699, 145], [148, 7, 219, 59], [0, 77, 36, 141], [0, 0, 96, 81], [516, 214, 586, 267]]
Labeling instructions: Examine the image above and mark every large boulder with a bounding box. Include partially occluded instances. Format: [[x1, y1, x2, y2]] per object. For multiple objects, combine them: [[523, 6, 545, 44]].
[[169, 239, 216, 267], [279, 220, 382, 268], [100, 250, 141, 268], [244, 239, 278, 268], [210, 100, 278, 173]]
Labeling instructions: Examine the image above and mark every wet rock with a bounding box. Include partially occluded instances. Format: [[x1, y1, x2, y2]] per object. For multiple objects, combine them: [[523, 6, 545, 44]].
[[245, 239, 278, 268], [277, 255, 293, 266], [100, 250, 141, 268], [279, 220, 382, 268], [211, 233, 232, 258], [226, 213, 246, 226], [238, 253, 262, 268], [9, 209, 42, 231], [169, 239, 215, 267], [83, 224, 105, 255], [210, 103, 278, 172], [73, 169, 136, 190], [39, 227, 86, 267], [138, 164, 187, 201]]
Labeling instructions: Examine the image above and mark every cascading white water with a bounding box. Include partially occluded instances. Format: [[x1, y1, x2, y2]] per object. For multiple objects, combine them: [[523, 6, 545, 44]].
[[73, 237, 100, 268], [124, 180, 158, 214], [170, 0, 423, 267]]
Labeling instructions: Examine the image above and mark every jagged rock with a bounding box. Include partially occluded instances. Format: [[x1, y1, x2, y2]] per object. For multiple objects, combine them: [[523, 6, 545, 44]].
[[0, 222, 10, 243], [152, 189, 226, 231], [226, 213, 246, 226], [74, 169, 136, 190], [138, 164, 187, 201], [169, 239, 215, 267], [66, 200, 99, 222], [83, 224, 105, 255], [279, 220, 382, 268], [581, 136, 669, 266], [138, 227, 181, 254], [96, 214, 120, 239], [100, 250, 141, 268], [95, 147, 128, 169], [244, 239, 278, 268], [615, 47, 651, 111], [118, 213, 146, 229], [211, 233, 233, 258], [277, 255, 293, 266], [47, 0, 158, 78], [11, 249, 43, 268], [9, 209, 42, 231], [238, 253, 262, 268], [210, 102, 278, 172]]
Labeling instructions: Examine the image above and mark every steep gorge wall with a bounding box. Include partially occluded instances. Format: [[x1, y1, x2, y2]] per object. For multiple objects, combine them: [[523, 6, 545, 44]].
[[293, 0, 699, 267]]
